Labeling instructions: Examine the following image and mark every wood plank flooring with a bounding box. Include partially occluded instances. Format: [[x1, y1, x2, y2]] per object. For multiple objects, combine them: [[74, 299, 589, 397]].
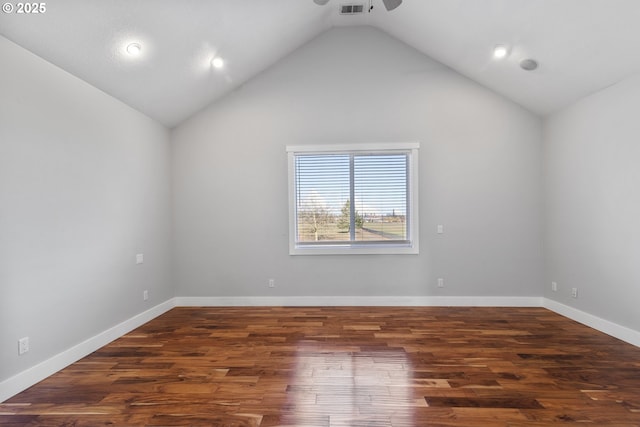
[[1, 307, 640, 426]]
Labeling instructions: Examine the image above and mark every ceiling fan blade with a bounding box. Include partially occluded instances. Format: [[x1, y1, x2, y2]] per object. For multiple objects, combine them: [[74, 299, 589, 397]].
[[381, 0, 402, 11], [313, 0, 330, 5]]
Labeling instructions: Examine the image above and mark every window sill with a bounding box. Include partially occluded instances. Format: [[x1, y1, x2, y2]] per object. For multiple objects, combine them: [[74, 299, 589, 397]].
[[290, 243, 419, 256]]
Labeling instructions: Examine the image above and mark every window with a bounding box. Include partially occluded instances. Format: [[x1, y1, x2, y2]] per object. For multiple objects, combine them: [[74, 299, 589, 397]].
[[287, 143, 419, 255]]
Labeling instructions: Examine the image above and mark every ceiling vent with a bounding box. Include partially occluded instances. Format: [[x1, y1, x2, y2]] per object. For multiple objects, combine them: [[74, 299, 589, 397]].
[[340, 4, 365, 14]]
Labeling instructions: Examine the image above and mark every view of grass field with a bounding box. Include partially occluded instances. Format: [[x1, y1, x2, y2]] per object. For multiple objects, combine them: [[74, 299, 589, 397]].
[[360, 222, 406, 239], [298, 220, 406, 242]]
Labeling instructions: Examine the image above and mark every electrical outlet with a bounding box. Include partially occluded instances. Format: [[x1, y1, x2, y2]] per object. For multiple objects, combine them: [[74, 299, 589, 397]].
[[551, 281, 558, 292], [437, 224, 444, 234], [143, 290, 149, 301], [18, 337, 29, 355], [136, 253, 144, 264], [571, 287, 578, 298], [437, 278, 444, 288], [268, 279, 275, 288]]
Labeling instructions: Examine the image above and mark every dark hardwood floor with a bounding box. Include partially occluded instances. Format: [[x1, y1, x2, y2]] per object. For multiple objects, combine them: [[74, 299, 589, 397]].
[[1, 306, 640, 426]]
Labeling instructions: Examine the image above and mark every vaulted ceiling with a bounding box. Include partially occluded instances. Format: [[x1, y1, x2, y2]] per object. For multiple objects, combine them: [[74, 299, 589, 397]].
[[1, 0, 639, 128]]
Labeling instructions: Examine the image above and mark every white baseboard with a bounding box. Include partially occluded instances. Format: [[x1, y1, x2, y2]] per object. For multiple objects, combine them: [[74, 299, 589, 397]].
[[3, 295, 638, 403], [543, 298, 640, 347], [175, 295, 543, 307], [0, 298, 176, 403]]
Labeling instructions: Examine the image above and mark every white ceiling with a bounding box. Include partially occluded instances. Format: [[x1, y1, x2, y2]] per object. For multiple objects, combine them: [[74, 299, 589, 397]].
[[2, 0, 639, 128]]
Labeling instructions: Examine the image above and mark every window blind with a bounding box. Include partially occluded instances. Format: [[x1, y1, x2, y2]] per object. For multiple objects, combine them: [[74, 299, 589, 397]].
[[293, 152, 409, 245]]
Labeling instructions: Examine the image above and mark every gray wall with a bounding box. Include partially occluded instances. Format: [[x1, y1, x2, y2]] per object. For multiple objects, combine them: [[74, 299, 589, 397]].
[[543, 73, 640, 331], [0, 36, 173, 383], [171, 27, 544, 298]]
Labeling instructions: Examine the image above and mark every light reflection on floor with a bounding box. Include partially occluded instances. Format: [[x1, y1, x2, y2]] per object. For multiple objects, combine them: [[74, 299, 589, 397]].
[[279, 343, 422, 426]]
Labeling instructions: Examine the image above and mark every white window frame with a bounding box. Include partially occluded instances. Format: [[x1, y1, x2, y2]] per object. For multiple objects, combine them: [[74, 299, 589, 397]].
[[286, 142, 419, 255]]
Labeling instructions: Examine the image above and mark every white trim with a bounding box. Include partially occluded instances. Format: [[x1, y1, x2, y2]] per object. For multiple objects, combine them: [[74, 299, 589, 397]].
[[0, 298, 176, 403], [287, 149, 297, 254], [288, 243, 419, 256], [286, 142, 420, 153], [543, 298, 640, 347], [175, 296, 542, 307], [287, 143, 420, 255]]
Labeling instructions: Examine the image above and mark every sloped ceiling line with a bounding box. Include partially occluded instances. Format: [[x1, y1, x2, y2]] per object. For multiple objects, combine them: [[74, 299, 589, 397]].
[[1, 0, 639, 127]]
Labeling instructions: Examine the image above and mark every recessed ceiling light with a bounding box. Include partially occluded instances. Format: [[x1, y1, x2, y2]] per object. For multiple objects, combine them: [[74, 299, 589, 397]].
[[493, 45, 509, 59], [211, 57, 225, 69], [126, 42, 142, 56]]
